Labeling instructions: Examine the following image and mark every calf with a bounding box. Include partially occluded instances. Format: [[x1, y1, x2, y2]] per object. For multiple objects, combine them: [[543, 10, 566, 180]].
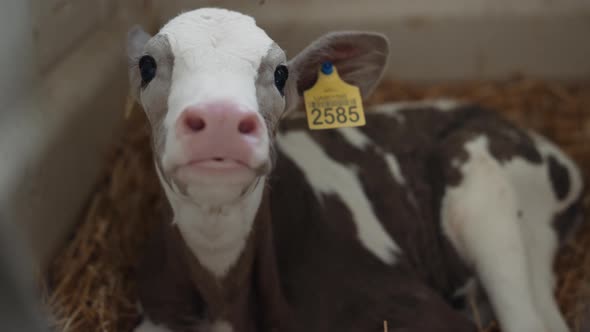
[[127, 7, 585, 332]]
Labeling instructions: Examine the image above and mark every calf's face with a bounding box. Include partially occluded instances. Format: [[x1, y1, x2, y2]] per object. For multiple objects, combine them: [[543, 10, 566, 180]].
[[127, 8, 389, 206]]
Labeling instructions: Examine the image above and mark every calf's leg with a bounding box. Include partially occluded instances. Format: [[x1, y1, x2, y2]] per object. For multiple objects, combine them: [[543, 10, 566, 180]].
[[512, 137, 584, 332], [440, 146, 546, 332], [521, 221, 569, 332]]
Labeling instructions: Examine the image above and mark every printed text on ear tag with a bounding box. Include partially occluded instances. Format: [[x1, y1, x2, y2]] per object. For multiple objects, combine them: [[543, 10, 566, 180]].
[[303, 62, 366, 130]]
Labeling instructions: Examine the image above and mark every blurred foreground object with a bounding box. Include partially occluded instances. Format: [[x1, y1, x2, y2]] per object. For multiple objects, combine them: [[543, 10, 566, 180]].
[[0, 217, 49, 332]]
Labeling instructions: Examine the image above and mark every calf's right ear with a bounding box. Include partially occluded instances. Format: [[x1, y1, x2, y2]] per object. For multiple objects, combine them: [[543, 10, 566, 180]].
[[284, 31, 390, 114], [126, 25, 152, 99]]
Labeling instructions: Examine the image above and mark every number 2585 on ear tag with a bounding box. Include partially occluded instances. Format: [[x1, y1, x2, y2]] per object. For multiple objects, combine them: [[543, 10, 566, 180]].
[[303, 62, 366, 130]]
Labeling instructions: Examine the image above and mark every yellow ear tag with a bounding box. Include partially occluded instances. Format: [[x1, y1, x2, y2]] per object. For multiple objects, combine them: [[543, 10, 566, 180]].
[[303, 62, 366, 130]]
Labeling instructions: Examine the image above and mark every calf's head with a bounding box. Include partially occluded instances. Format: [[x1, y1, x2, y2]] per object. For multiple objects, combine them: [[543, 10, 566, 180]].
[[127, 8, 389, 207]]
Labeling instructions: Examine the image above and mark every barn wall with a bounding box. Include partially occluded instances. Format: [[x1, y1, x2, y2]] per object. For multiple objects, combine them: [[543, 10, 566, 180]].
[[156, 0, 590, 81]]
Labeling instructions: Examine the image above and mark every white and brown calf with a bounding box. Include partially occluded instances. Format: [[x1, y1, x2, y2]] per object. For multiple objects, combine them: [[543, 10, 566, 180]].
[[126, 8, 585, 332]]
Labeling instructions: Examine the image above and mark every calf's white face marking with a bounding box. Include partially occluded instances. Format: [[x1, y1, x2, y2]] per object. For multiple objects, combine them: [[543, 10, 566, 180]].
[[160, 10, 276, 198], [128, 8, 287, 207], [277, 131, 400, 264]]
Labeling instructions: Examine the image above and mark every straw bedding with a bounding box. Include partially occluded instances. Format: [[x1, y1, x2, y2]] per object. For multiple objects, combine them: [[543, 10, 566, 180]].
[[46, 77, 590, 332]]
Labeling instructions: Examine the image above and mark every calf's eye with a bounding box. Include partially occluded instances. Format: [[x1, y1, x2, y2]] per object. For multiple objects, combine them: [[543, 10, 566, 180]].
[[274, 65, 288, 96], [139, 55, 157, 87]]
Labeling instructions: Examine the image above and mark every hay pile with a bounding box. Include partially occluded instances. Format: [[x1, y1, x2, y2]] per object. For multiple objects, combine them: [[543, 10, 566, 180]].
[[46, 77, 590, 332]]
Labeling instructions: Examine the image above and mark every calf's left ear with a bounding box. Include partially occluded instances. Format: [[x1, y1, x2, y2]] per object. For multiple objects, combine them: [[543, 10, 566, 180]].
[[284, 31, 390, 114]]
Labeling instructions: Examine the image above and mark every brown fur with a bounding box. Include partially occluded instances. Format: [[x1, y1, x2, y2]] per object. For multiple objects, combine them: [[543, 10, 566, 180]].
[[136, 188, 292, 332]]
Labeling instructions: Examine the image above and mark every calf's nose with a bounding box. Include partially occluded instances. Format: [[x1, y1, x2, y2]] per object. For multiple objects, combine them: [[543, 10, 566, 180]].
[[176, 101, 262, 142]]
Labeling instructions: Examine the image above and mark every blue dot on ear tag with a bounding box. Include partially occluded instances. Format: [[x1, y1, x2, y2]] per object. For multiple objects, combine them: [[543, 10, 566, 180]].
[[321, 61, 333, 75]]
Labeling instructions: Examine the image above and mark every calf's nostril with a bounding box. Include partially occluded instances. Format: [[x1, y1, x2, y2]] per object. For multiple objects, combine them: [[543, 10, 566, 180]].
[[185, 115, 206, 132], [238, 117, 257, 135]]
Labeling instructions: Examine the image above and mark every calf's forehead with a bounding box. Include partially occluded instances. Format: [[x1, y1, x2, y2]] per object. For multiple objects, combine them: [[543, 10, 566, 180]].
[[159, 9, 276, 74]]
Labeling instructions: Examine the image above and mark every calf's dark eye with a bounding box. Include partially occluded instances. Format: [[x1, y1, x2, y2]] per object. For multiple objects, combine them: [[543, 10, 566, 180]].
[[274, 65, 288, 96], [139, 55, 157, 87]]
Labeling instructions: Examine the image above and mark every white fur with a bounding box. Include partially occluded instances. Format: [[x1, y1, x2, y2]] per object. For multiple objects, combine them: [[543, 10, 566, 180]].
[[370, 98, 462, 116], [337, 127, 372, 150], [145, 8, 275, 278], [441, 135, 546, 332], [156, 164, 265, 278], [452, 277, 477, 298], [338, 127, 406, 185], [440, 134, 581, 332], [277, 131, 400, 264], [172, 181, 264, 278], [134, 318, 234, 332], [157, 8, 274, 185], [502, 153, 570, 332], [501, 132, 582, 332], [484, 132, 581, 332], [383, 153, 406, 185], [531, 131, 584, 210], [209, 320, 234, 332], [134, 319, 174, 332]]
